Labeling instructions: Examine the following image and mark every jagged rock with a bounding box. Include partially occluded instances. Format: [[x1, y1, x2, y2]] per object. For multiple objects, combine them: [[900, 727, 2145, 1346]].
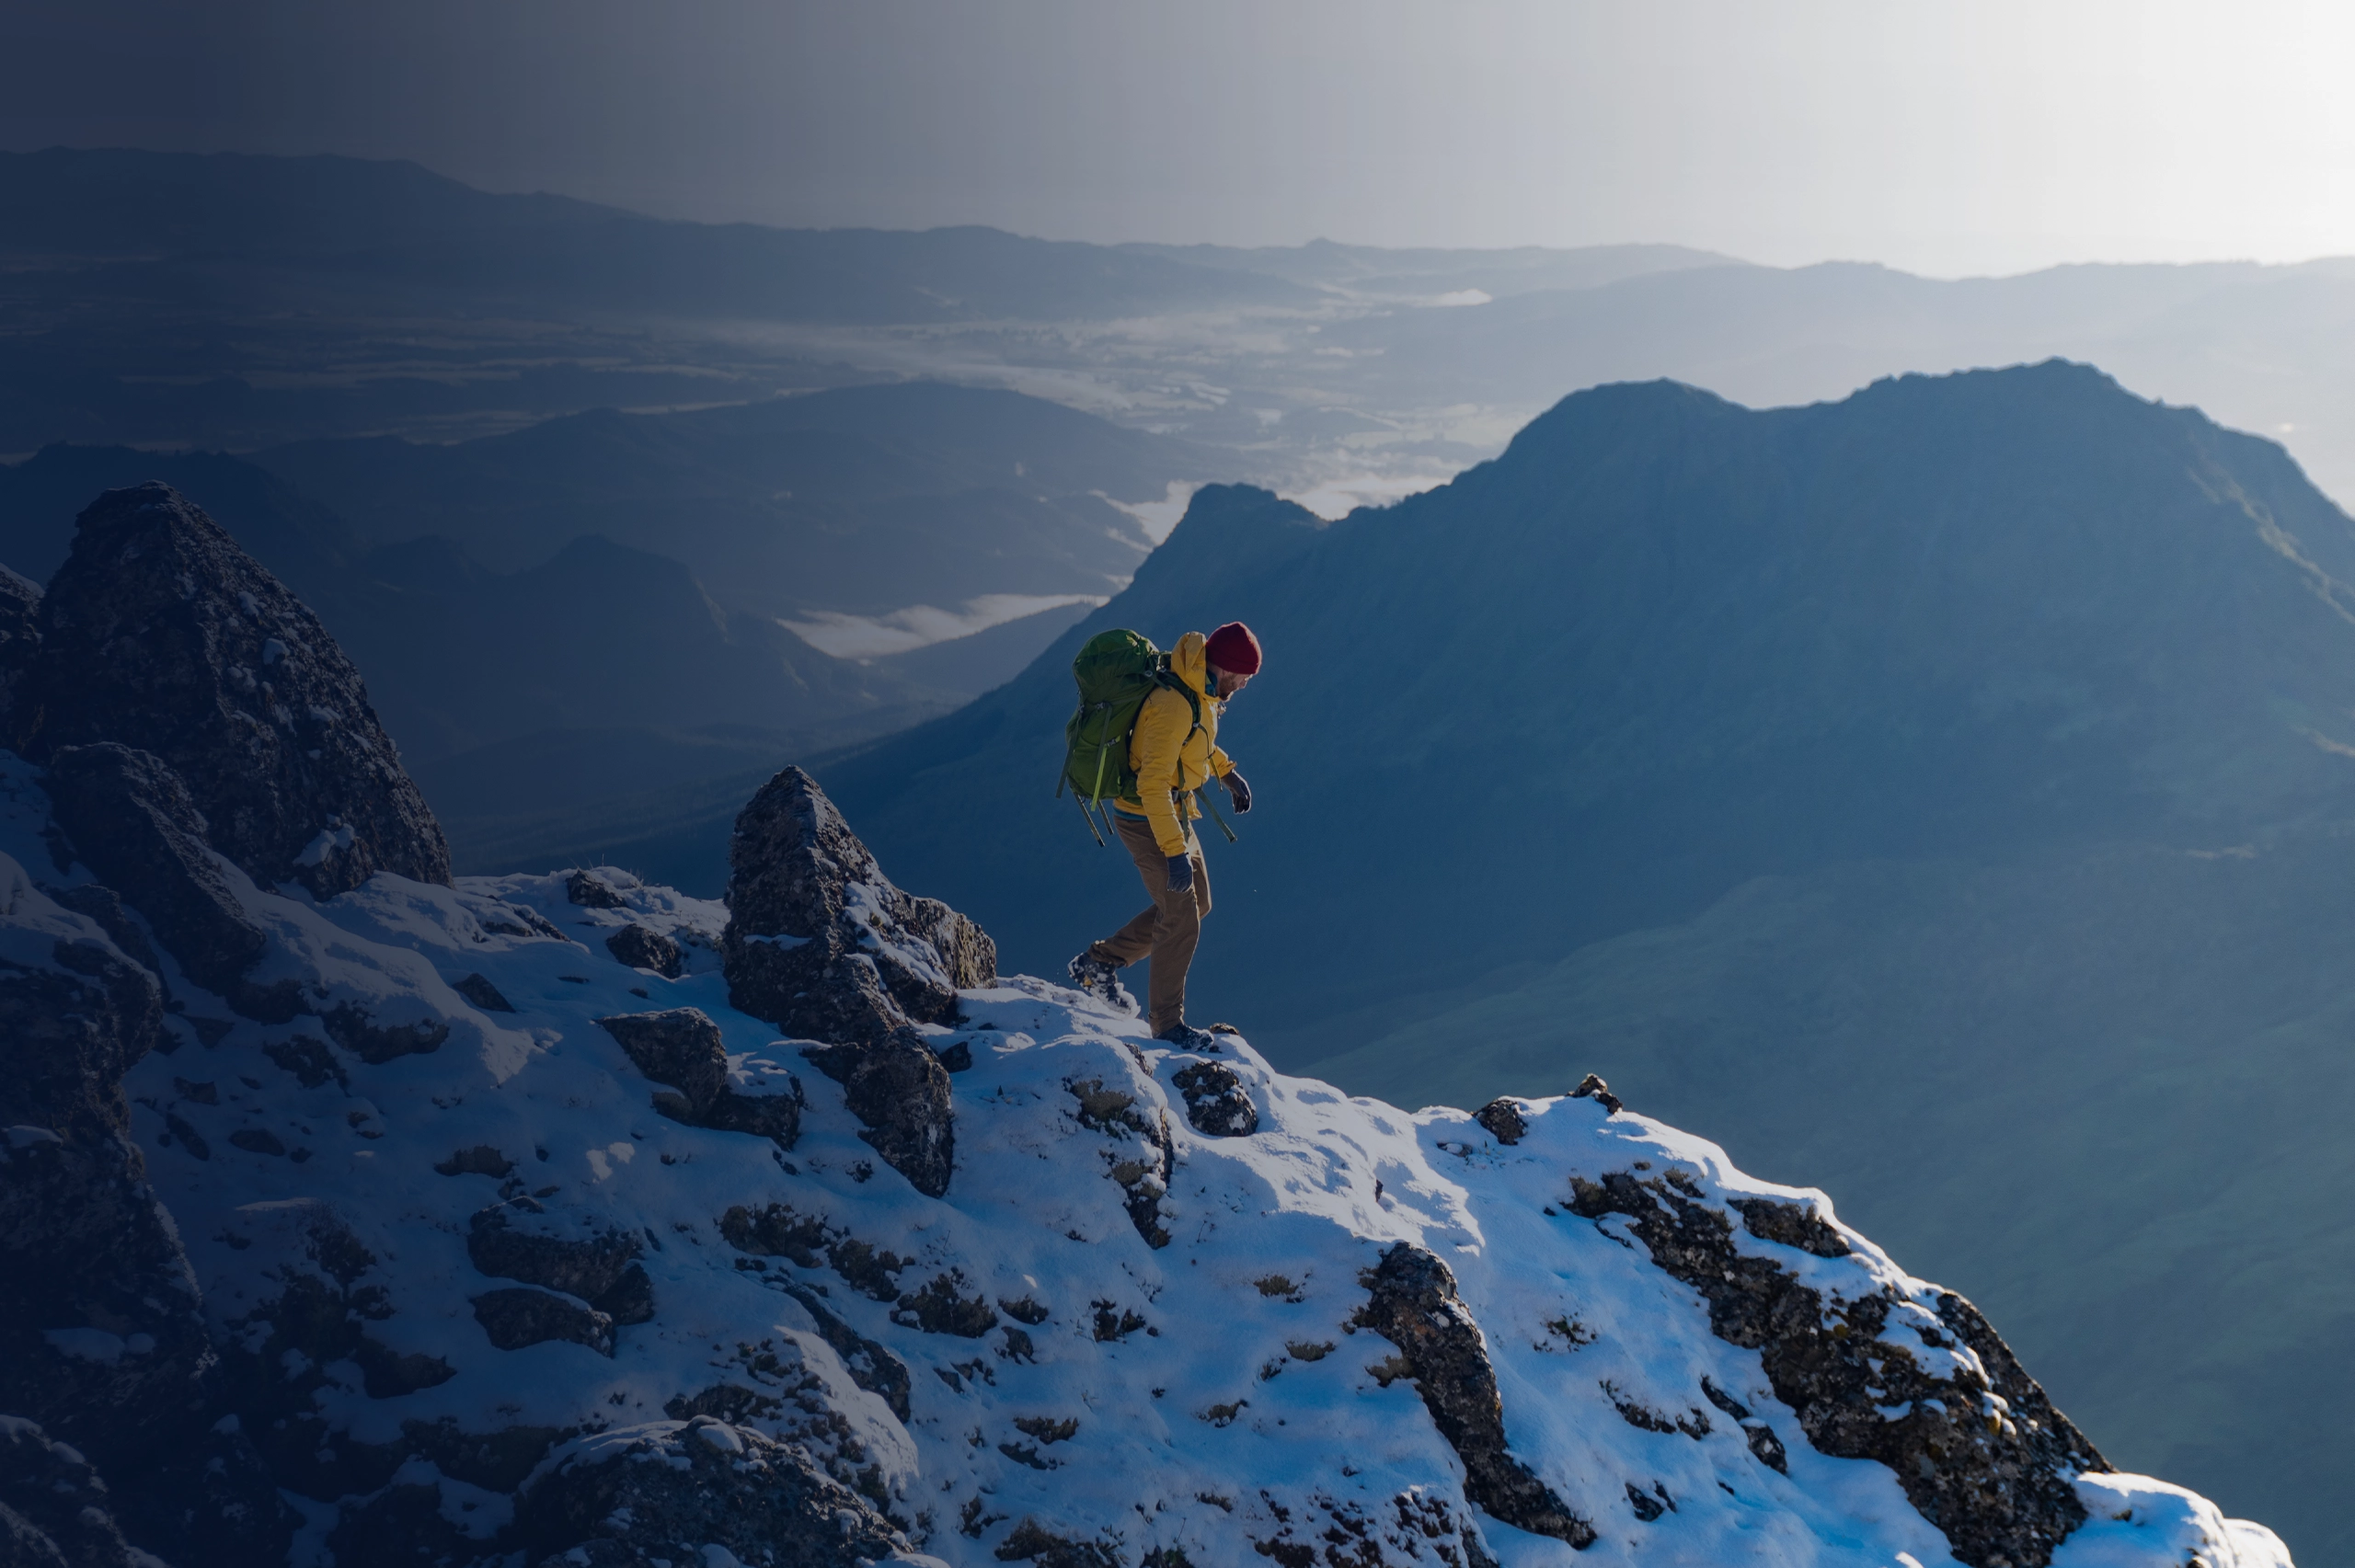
[[450, 972, 513, 1012], [1171, 1060, 1258, 1137], [472, 1288, 615, 1356], [24, 483, 449, 898], [1472, 1097, 1527, 1145], [603, 922, 682, 978], [467, 1201, 653, 1324], [39, 744, 302, 1020], [565, 869, 626, 909], [0, 864, 296, 1564], [511, 1418, 909, 1566], [722, 764, 994, 1036], [595, 1008, 803, 1150], [0, 564, 41, 746], [1567, 1169, 2105, 1568], [804, 1031, 954, 1197], [38, 884, 160, 981], [0, 1414, 143, 1568], [1352, 1242, 1597, 1550]]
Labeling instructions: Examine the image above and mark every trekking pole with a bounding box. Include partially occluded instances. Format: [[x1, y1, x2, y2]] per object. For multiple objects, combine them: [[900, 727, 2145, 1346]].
[[1196, 785, 1239, 844], [1074, 792, 1107, 847]]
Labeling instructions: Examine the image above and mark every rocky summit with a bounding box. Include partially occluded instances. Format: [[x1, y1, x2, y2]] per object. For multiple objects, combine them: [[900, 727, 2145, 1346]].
[[0, 487, 2298, 1566]]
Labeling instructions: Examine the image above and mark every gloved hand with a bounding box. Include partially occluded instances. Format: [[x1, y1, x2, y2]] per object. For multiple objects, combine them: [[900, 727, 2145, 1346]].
[[1166, 854, 1195, 893], [1223, 770, 1252, 814]]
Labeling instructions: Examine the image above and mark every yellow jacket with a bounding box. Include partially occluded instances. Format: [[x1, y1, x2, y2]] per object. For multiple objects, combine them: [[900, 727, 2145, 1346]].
[[1113, 630, 1235, 857]]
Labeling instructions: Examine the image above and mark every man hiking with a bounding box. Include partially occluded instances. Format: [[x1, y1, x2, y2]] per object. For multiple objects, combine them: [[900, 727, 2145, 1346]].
[[1069, 621, 1260, 1048]]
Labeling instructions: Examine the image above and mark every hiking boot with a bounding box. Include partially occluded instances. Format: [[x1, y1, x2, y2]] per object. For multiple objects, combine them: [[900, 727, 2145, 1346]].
[[1155, 1022, 1222, 1053], [1067, 951, 1136, 1014], [1206, 1022, 1241, 1036]]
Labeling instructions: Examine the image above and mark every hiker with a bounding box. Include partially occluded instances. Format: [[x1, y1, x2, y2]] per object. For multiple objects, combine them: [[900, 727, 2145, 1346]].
[[1069, 621, 1259, 1048]]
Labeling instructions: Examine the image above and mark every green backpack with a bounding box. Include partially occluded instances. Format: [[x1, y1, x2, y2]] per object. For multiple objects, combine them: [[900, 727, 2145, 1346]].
[[1057, 628, 1212, 844]]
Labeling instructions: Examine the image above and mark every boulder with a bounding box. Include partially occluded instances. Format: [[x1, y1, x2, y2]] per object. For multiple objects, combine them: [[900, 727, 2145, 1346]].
[[39, 744, 301, 1019], [594, 1008, 804, 1150], [467, 1200, 654, 1325], [25, 483, 449, 898], [511, 1419, 910, 1567], [722, 765, 994, 1036], [1352, 1243, 1597, 1550], [1567, 1168, 2106, 1568], [805, 1031, 954, 1197], [1171, 1060, 1258, 1137], [603, 922, 682, 978]]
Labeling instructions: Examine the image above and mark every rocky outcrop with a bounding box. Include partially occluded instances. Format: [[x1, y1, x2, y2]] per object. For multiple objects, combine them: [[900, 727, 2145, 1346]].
[[24, 483, 448, 898], [595, 1007, 803, 1149], [467, 1200, 655, 1327], [720, 767, 985, 1196], [473, 1287, 616, 1356], [511, 1418, 913, 1566], [1566, 1168, 2106, 1568], [723, 764, 994, 1037], [1066, 1077, 1174, 1247], [0, 1414, 144, 1568], [1352, 1242, 1597, 1551], [0, 860, 296, 1565], [604, 921, 682, 977]]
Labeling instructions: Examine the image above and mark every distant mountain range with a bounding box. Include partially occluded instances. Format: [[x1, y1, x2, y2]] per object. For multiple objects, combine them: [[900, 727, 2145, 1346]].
[[808, 361, 2355, 1564]]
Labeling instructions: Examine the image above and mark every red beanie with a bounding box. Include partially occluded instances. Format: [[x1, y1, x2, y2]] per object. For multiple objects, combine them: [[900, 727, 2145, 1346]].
[[1204, 622, 1262, 675]]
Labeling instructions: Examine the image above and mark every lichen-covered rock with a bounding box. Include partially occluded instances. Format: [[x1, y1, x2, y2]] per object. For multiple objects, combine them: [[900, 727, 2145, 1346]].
[[722, 765, 994, 1036], [473, 1287, 616, 1356], [1171, 1059, 1258, 1137], [1567, 1168, 2105, 1568], [1351, 1242, 1596, 1551], [467, 1200, 654, 1324], [511, 1418, 913, 1566], [595, 1007, 804, 1150], [604, 922, 682, 978], [38, 744, 300, 1019], [24, 483, 449, 898]]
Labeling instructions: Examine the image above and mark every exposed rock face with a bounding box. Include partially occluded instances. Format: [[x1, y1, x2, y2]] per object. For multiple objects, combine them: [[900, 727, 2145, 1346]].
[[1472, 1097, 1528, 1145], [723, 765, 994, 1037], [38, 744, 303, 1019], [1352, 1242, 1597, 1551], [0, 566, 40, 746], [721, 768, 987, 1196], [0, 1414, 144, 1568], [511, 1418, 912, 1566], [0, 859, 295, 1564], [473, 1287, 617, 1356], [1567, 1169, 2106, 1568], [1171, 1059, 1258, 1137], [604, 921, 682, 977], [595, 1007, 804, 1149], [24, 483, 449, 898]]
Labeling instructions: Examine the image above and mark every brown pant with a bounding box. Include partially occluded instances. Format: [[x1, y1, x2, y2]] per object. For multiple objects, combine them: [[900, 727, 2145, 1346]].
[[1088, 810, 1211, 1036]]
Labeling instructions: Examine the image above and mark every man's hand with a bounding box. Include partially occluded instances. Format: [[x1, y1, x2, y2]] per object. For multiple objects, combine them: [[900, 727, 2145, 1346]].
[[1166, 854, 1195, 893], [1223, 771, 1252, 814]]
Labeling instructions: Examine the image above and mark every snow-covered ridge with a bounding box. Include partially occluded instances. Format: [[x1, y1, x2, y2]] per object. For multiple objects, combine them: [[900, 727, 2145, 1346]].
[[0, 749, 2289, 1568]]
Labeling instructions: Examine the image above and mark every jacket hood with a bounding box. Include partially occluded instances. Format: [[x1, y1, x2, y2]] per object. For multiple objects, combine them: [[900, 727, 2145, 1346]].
[[1170, 630, 1209, 696]]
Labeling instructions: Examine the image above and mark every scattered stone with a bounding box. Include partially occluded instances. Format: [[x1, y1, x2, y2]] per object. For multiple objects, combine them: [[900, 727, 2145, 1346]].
[[1567, 1169, 2104, 1567], [472, 1287, 615, 1356], [511, 1419, 907, 1567], [322, 1002, 449, 1065], [227, 1127, 287, 1156], [893, 1272, 1000, 1337], [25, 483, 449, 898], [450, 972, 513, 1013], [1171, 1060, 1258, 1137], [434, 1144, 513, 1178], [1473, 1097, 1528, 1145], [565, 869, 626, 909], [262, 1034, 345, 1091], [603, 922, 683, 978], [994, 1518, 1122, 1566], [595, 1008, 804, 1150], [1352, 1242, 1597, 1550], [935, 1037, 973, 1072]]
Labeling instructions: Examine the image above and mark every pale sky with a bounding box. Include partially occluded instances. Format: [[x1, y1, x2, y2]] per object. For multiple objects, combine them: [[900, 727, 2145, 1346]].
[[6, 0, 2355, 276]]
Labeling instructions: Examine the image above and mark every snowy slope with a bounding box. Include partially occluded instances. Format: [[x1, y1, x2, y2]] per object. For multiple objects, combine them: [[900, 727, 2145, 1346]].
[[0, 750, 2290, 1568]]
